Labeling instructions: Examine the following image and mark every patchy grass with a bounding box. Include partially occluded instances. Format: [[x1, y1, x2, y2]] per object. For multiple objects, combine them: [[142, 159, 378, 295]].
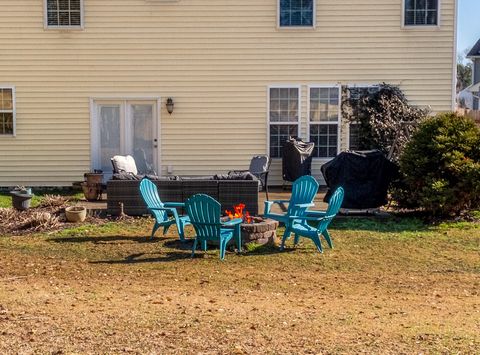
[[0, 189, 83, 208], [0, 216, 479, 353]]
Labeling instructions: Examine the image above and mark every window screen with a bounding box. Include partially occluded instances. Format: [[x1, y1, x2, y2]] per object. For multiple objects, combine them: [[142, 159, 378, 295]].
[[279, 0, 314, 27], [47, 0, 82, 27], [404, 0, 438, 26]]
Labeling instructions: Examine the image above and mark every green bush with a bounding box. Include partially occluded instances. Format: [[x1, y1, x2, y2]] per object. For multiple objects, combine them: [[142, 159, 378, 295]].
[[396, 112, 480, 216]]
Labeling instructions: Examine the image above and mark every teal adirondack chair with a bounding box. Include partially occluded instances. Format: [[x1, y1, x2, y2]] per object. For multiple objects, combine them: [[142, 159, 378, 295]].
[[139, 178, 191, 241], [264, 175, 319, 240], [185, 194, 243, 260], [282, 187, 344, 253]]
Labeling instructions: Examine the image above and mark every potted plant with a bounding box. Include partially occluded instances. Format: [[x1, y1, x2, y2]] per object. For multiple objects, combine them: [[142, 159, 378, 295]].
[[65, 206, 87, 223], [10, 186, 33, 211]]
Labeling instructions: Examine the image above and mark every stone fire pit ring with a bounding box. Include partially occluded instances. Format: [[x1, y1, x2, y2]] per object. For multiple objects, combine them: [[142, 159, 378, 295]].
[[240, 217, 279, 245]]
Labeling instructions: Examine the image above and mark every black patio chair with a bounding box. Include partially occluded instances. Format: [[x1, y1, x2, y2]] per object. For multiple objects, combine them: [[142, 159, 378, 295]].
[[230, 155, 271, 200]]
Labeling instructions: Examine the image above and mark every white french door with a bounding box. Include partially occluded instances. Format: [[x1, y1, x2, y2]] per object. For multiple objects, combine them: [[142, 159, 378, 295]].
[[91, 99, 159, 179]]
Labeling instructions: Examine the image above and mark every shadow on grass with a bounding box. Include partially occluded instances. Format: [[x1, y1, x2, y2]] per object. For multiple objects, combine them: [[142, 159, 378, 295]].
[[48, 235, 162, 244], [91, 251, 192, 264]]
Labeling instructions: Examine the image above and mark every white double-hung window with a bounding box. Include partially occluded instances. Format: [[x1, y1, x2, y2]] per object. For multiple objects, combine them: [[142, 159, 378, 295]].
[[268, 87, 300, 158], [45, 0, 84, 29], [308, 86, 340, 158], [0, 87, 15, 136]]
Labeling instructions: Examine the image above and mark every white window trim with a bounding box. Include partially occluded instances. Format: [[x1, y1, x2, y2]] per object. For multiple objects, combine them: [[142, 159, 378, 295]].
[[307, 85, 341, 160], [267, 85, 302, 160], [43, 0, 85, 30], [277, 0, 316, 30], [0, 86, 16, 137], [401, 0, 441, 30]]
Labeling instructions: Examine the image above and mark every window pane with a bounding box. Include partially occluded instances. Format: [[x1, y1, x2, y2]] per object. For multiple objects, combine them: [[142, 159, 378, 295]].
[[310, 124, 338, 158], [279, 0, 314, 27], [349, 123, 361, 151], [47, 0, 57, 10], [270, 88, 299, 123], [426, 10, 437, 25], [0, 89, 13, 110], [270, 124, 298, 158], [405, 0, 437, 26], [70, 0, 81, 10], [48, 11, 59, 26], [47, 0, 82, 27], [70, 11, 81, 26], [100, 105, 121, 173], [310, 87, 339, 122], [59, 11, 70, 26], [0, 112, 14, 135], [131, 104, 154, 175]]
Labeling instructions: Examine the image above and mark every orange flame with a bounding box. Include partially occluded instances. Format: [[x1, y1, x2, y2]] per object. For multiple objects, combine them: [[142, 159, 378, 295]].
[[225, 203, 253, 224]]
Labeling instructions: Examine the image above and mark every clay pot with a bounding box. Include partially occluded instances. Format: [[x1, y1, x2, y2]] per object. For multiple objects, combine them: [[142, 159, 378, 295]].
[[84, 173, 103, 185], [81, 182, 102, 201], [65, 206, 87, 223]]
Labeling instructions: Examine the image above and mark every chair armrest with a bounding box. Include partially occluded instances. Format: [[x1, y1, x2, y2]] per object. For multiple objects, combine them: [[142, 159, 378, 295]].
[[222, 218, 243, 226], [163, 202, 185, 208], [149, 207, 174, 212], [293, 203, 315, 208], [266, 200, 290, 204], [289, 215, 330, 222], [264, 200, 290, 215], [306, 210, 327, 217]]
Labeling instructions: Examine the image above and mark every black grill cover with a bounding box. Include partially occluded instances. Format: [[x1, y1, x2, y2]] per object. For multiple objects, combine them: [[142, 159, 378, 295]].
[[321, 150, 398, 209], [282, 138, 315, 182]]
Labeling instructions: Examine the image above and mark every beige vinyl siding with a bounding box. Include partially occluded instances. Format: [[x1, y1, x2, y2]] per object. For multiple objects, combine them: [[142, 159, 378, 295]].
[[0, 0, 456, 186]]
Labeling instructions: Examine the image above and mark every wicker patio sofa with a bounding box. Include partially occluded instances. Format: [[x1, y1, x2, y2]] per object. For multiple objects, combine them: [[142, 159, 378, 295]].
[[107, 178, 259, 216]]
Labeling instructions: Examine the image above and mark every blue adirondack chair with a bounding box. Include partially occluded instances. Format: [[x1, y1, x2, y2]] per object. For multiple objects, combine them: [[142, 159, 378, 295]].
[[282, 187, 344, 253], [139, 178, 191, 241], [264, 175, 319, 239], [185, 194, 243, 260]]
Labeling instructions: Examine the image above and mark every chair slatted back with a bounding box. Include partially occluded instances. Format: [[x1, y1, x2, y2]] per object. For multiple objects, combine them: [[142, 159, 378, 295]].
[[185, 194, 221, 241], [288, 175, 319, 217], [139, 178, 168, 223], [317, 187, 344, 232]]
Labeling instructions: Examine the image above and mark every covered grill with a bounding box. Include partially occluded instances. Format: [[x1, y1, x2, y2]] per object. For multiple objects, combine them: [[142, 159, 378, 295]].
[[321, 150, 398, 209], [282, 137, 315, 182]]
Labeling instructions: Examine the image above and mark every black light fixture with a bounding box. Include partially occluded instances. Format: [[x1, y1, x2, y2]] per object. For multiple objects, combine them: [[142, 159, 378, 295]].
[[166, 97, 174, 114]]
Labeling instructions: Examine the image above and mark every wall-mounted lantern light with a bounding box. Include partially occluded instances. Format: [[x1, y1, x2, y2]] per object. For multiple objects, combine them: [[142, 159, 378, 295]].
[[166, 97, 174, 114]]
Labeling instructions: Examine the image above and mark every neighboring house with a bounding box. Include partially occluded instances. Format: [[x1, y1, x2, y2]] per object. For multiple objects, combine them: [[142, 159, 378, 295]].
[[0, 0, 458, 187], [466, 38, 480, 110]]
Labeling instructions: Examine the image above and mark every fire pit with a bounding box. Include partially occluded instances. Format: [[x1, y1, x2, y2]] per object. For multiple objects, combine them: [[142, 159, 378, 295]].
[[240, 217, 279, 245], [225, 204, 279, 246]]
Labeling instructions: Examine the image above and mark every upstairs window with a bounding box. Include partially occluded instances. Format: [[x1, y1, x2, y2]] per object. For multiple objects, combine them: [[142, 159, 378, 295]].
[[269, 87, 300, 158], [279, 0, 315, 28], [404, 0, 438, 26], [0, 88, 15, 136], [45, 0, 83, 28]]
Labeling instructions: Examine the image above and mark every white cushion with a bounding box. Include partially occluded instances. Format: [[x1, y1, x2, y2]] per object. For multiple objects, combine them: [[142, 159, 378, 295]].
[[112, 155, 138, 175]]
